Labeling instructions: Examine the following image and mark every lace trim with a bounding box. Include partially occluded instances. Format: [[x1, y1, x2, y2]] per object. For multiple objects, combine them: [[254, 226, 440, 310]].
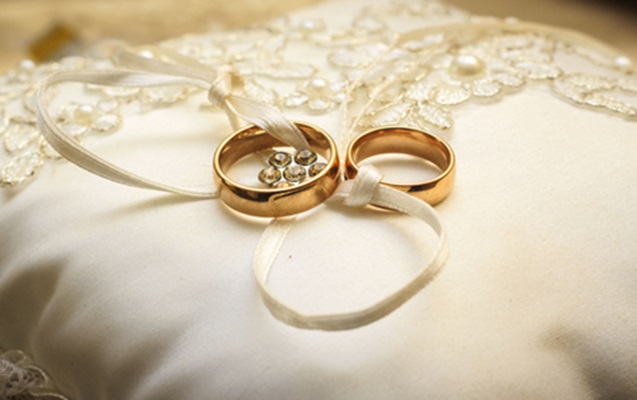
[[0, 349, 69, 400], [0, 0, 635, 187]]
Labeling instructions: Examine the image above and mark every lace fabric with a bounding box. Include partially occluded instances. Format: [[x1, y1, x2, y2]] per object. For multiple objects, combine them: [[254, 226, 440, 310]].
[[0, 349, 68, 400], [0, 0, 635, 188]]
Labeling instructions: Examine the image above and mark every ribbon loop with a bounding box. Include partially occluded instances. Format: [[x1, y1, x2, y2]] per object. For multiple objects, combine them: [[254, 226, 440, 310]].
[[34, 44, 315, 196], [111, 47, 310, 148], [254, 183, 449, 331], [30, 41, 452, 331], [254, 164, 449, 330]]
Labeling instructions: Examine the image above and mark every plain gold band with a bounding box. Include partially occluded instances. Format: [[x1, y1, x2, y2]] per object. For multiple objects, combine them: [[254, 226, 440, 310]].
[[345, 126, 456, 206], [213, 122, 340, 217]]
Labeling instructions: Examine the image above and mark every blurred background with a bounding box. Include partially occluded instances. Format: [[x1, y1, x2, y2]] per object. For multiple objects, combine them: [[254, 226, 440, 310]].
[[0, 0, 636, 72]]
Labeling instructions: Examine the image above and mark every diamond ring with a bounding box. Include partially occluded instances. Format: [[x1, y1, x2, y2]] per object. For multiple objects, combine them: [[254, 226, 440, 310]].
[[213, 122, 340, 217]]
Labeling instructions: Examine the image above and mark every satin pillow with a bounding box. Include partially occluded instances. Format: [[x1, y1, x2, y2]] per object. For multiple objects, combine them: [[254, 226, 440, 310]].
[[1, 0, 636, 399]]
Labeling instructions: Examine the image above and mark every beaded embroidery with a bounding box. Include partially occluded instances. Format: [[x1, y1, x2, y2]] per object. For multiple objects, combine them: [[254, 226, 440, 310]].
[[0, 0, 635, 187], [0, 349, 68, 400]]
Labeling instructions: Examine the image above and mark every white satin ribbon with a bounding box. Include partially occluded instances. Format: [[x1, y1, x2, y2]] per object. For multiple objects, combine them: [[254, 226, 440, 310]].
[[30, 19, 635, 330], [36, 70, 218, 197], [254, 166, 448, 330], [118, 47, 312, 151], [33, 45, 450, 331], [34, 47, 310, 197]]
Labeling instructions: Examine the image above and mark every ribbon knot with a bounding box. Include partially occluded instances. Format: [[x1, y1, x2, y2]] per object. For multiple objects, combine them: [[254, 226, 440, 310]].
[[34, 45, 451, 331], [208, 73, 232, 106], [207, 68, 241, 107], [343, 165, 383, 208], [35, 46, 312, 198]]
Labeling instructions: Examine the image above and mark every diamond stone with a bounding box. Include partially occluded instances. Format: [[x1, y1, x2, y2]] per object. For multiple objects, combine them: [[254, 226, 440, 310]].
[[268, 151, 292, 168], [258, 167, 281, 185], [283, 165, 307, 182], [308, 162, 327, 177], [273, 181, 293, 189], [294, 149, 317, 166]]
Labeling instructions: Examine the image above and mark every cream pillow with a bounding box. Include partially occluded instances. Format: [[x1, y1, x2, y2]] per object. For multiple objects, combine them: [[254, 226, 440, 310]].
[[1, 0, 636, 399]]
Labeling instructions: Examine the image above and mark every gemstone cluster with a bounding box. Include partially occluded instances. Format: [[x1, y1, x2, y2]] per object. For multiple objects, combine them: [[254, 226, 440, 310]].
[[258, 149, 326, 187]]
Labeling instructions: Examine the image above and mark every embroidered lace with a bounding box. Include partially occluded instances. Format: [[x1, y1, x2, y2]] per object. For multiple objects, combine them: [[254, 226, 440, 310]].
[[0, 0, 635, 188], [0, 349, 68, 400]]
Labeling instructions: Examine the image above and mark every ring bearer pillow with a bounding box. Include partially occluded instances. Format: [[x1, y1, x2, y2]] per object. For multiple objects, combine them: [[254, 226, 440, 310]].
[[1, 0, 636, 399]]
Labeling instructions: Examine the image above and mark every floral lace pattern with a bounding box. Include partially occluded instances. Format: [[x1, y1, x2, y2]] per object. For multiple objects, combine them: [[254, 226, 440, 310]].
[[0, 0, 635, 188], [0, 349, 68, 400]]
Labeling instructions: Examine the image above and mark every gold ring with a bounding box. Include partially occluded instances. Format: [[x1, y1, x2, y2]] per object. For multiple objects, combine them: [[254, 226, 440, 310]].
[[345, 126, 455, 206], [213, 122, 340, 217]]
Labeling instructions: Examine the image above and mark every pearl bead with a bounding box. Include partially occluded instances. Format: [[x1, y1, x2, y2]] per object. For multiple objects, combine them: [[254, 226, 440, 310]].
[[19, 59, 35, 70], [615, 56, 633, 71], [301, 19, 324, 32], [450, 54, 485, 77], [309, 78, 327, 91], [138, 49, 155, 59], [74, 104, 96, 124]]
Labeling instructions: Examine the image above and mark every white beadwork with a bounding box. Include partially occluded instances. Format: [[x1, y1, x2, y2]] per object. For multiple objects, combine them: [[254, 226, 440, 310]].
[[0, 0, 635, 188], [0, 349, 69, 399]]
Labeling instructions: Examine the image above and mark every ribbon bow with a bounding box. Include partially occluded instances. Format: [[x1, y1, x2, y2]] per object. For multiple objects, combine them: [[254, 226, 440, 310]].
[[35, 45, 309, 197], [34, 44, 449, 331]]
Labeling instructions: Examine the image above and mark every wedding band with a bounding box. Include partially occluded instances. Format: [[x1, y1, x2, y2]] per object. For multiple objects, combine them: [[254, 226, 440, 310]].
[[345, 126, 455, 205], [213, 122, 340, 217]]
